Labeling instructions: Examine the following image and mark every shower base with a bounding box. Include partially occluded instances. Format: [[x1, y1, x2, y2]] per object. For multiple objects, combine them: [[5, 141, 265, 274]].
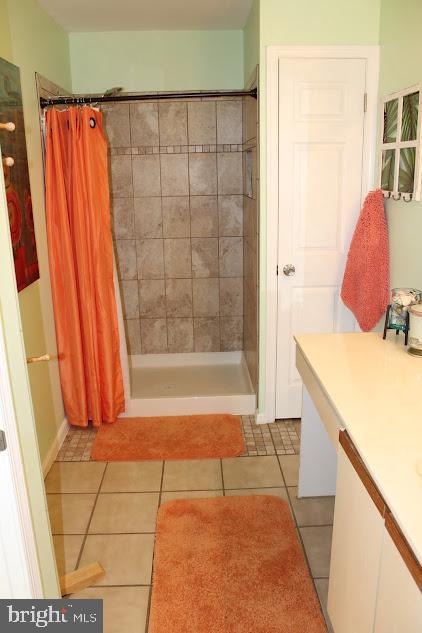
[[123, 352, 256, 417]]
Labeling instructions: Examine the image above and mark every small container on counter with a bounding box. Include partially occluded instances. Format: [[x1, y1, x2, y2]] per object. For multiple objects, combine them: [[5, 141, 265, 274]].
[[408, 303, 422, 356]]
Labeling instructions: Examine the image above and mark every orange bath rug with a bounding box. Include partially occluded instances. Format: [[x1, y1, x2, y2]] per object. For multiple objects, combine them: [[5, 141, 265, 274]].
[[149, 496, 326, 633], [90, 414, 244, 461]]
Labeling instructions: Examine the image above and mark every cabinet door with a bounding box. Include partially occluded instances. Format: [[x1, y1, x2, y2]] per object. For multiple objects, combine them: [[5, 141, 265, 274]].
[[327, 443, 384, 633], [374, 531, 422, 633]]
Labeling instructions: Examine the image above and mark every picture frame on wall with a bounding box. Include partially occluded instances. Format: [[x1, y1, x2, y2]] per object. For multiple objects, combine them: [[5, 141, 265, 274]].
[[379, 83, 422, 202], [0, 56, 39, 292]]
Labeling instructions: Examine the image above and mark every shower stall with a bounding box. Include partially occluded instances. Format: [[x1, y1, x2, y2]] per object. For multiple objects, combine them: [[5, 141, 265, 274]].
[[39, 77, 259, 418]]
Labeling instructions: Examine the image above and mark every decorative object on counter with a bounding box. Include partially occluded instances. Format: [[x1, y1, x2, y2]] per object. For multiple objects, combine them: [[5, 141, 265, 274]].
[[341, 189, 390, 332], [383, 288, 422, 345], [380, 84, 422, 202], [0, 56, 39, 291], [408, 303, 422, 356]]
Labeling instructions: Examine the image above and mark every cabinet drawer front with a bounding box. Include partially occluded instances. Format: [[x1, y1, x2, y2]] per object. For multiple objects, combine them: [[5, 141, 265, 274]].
[[385, 513, 422, 592], [374, 531, 422, 633], [328, 444, 385, 633]]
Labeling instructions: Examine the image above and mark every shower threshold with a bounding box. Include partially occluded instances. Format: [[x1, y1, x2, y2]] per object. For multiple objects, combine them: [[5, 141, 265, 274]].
[[123, 352, 256, 417]]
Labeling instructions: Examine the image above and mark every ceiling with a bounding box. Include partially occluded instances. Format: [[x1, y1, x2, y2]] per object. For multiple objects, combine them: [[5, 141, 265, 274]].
[[38, 0, 253, 32]]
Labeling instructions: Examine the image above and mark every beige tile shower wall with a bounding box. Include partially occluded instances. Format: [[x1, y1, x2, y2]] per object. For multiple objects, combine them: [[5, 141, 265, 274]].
[[242, 94, 259, 392], [104, 98, 244, 354]]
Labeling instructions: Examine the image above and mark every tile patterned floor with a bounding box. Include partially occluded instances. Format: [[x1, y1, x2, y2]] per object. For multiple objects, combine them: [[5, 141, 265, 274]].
[[46, 438, 334, 632], [56, 416, 301, 462]]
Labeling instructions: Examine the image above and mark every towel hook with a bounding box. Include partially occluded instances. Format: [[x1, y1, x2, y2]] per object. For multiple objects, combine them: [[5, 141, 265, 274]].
[[392, 192, 401, 201], [402, 192, 413, 202]]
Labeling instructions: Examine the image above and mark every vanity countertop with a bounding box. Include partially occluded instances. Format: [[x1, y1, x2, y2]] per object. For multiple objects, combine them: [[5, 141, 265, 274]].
[[294, 331, 422, 564]]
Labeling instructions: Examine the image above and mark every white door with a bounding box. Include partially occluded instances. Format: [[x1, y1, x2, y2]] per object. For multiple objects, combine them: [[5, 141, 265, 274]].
[[0, 314, 39, 597], [275, 58, 366, 418]]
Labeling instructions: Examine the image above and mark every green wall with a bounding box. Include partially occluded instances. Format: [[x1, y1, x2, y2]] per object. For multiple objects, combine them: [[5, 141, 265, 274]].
[[70, 30, 244, 93], [0, 0, 72, 597], [379, 0, 422, 290], [260, 0, 380, 46], [243, 0, 259, 84], [5, 0, 71, 463]]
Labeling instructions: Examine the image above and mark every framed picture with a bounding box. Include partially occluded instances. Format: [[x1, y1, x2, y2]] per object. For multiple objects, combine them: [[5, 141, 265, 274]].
[[0, 56, 39, 291], [379, 84, 422, 202]]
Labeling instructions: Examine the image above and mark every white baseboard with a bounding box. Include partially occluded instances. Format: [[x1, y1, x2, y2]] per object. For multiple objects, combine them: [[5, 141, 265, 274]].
[[256, 411, 276, 425], [42, 417, 69, 477]]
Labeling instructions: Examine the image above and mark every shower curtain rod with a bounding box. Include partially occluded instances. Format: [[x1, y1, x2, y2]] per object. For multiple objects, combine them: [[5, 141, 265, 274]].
[[40, 88, 258, 107]]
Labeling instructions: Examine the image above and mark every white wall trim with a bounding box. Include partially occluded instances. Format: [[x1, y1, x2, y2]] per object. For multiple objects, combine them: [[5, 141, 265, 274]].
[[42, 417, 69, 477], [262, 45, 380, 424]]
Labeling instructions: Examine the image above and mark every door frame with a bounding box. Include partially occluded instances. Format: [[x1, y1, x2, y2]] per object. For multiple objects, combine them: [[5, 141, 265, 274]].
[[260, 45, 380, 424], [0, 144, 59, 597]]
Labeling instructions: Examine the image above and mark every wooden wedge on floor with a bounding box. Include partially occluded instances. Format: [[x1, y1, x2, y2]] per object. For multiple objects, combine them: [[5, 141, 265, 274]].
[[60, 561, 105, 596]]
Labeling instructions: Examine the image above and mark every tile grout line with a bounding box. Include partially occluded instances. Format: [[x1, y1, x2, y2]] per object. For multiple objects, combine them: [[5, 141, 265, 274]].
[[144, 460, 166, 633], [74, 463, 109, 571], [220, 458, 225, 496]]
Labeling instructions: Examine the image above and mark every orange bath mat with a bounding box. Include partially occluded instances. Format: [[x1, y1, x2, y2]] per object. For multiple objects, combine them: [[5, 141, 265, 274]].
[[149, 496, 326, 633], [91, 414, 244, 461]]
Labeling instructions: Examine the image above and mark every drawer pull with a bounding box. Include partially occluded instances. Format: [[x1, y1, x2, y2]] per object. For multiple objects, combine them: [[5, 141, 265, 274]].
[[339, 431, 387, 516]]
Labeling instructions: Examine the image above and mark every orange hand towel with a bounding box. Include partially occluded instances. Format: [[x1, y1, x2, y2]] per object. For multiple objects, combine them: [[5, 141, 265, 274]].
[[341, 189, 390, 331]]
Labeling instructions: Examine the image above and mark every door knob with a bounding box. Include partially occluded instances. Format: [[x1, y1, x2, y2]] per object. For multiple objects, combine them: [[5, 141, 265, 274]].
[[283, 264, 296, 276]]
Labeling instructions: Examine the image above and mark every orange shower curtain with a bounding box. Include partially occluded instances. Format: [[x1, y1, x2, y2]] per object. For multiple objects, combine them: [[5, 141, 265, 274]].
[[45, 107, 124, 427]]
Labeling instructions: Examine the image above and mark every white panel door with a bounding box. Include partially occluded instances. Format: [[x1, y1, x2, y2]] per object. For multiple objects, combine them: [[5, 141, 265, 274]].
[[276, 58, 366, 418]]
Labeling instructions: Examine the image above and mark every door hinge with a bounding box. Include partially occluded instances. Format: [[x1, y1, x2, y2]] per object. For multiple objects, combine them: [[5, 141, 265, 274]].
[[364, 93, 367, 113], [0, 430, 6, 452]]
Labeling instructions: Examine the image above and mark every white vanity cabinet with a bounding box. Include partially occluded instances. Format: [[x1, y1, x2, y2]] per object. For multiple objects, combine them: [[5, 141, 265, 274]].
[[327, 434, 385, 633], [327, 431, 422, 633], [373, 524, 422, 633], [294, 333, 422, 632]]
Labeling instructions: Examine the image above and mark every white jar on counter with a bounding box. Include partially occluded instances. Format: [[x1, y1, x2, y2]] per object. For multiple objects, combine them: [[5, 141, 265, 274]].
[[408, 303, 422, 356]]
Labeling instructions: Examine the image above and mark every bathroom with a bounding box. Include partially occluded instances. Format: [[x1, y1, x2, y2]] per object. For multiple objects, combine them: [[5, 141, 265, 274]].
[[0, 0, 421, 632]]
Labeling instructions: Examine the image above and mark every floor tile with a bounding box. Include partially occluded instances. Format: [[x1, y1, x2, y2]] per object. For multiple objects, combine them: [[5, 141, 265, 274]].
[[89, 493, 159, 533], [101, 461, 162, 492], [300, 526, 333, 578], [162, 459, 222, 491], [288, 487, 335, 527], [47, 494, 96, 534], [45, 462, 106, 493], [278, 455, 300, 486], [52, 535, 84, 575], [160, 490, 223, 504], [222, 456, 283, 489], [79, 534, 154, 585], [71, 586, 150, 633], [315, 578, 334, 633]]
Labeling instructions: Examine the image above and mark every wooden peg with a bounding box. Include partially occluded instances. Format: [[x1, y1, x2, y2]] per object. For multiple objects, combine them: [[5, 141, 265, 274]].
[[59, 561, 105, 596], [0, 122, 16, 132]]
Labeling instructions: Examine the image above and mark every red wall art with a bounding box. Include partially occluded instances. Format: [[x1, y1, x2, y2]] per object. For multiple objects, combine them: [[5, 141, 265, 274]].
[[1, 57, 39, 291]]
